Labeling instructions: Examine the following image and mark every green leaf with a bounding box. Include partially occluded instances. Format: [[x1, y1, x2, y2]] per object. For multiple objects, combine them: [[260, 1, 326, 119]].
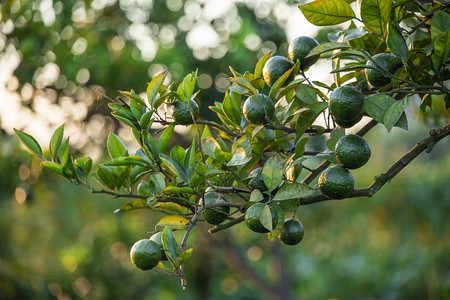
[[222, 92, 242, 126], [229, 77, 258, 95], [317, 151, 339, 164], [383, 98, 408, 132], [327, 127, 345, 151], [277, 78, 308, 101], [201, 137, 221, 159], [177, 248, 193, 265], [104, 156, 150, 167], [14, 129, 44, 160], [58, 138, 70, 165], [299, 0, 356, 26], [49, 123, 65, 161], [96, 166, 116, 189], [296, 84, 319, 104], [255, 52, 271, 79], [158, 217, 190, 232], [160, 153, 189, 182], [161, 226, 180, 262], [262, 155, 283, 193], [259, 205, 274, 232], [387, 23, 408, 60], [432, 32, 450, 73], [348, 31, 386, 55], [364, 94, 396, 123], [149, 172, 166, 194], [74, 156, 92, 179], [360, 0, 392, 37], [249, 189, 264, 202], [295, 102, 328, 138], [226, 147, 252, 167], [107, 132, 128, 159], [140, 110, 154, 131], [158, 123, 175, 153], [273, 183, 315, 201], [118, 90, 146, 106], [184, 140, 196, 173], [114, 199, 149, 213], [41, 161, 64, 176], [306, 42, 352, 58], [431, 10, 450, 45], [180, 71, 197, 101], [147, 70, 168, 108], [294, 137, 309, 159], [170, 145, 186, 165]]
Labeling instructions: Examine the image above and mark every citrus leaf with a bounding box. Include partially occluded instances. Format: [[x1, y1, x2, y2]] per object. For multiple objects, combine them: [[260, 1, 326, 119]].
[[364, 94, 396, 123], [299, 0, 356, 26], [276, 78, 308, 101], [327, 127, 346, 151], [317, 151, 339, 164], [58, 138, 70, 165], [387, 23, 408, 60], [148, 172, 166, 194], [259, 205, 274, 232], [383, 98, 408, 132], [262, 155, 283, 193], [432, 32, 450, 73], [226, 147, 252, 167], [273, 183, 315, 201], [96, 166, 116, 189], [161, 226, 180, 261], [49, 123, 65, 161], [222, 91, 242, 126], [295, 102, 328, 139], [360, 0, 392, 37], [228, 77, 258, 95], [201, 137, 221, 159], [255, 52, 271, 79], [158, 216, 190, 231], [159, 154, 189, 183], [118, 89, 146, 106], [162, 186, 196, 194], [158, 123, 175, 153], [74, 156, 92, 179], [269, 63, 297, 99], [154, 202, 184, 214], [431, 10, 450, 45], [113, 199, 149, 213], [306, 42, 352, 58], [177, 248, 193, 265], [140, 110, 154, 131], [147, 70, 168, 108], [249, 189, 264, 203], [107, 132, 128, 159], [104, 156, 150, 167], [41, 161, 64, 176], [14, 129, 44, 160]]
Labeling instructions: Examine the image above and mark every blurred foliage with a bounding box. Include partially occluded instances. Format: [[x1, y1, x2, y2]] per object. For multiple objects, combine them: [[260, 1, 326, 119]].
[[1, 120, 449, 299]]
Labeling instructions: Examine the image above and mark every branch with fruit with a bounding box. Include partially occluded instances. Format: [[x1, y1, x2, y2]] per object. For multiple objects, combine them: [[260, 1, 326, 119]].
[[14, 0, 449, 288]]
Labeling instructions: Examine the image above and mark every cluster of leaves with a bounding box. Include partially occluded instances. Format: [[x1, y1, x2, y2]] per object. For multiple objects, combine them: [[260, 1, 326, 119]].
[[14, 0, 449, 288]]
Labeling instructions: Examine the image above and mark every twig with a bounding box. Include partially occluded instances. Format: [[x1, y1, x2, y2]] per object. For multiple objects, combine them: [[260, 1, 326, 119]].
[[298, 123, 450, 205], [206, 182, 251, 194], [209, 215, 245, 233]]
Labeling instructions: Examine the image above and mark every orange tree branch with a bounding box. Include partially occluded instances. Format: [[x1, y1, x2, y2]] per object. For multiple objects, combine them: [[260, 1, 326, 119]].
[[299, 123, 450, 205]]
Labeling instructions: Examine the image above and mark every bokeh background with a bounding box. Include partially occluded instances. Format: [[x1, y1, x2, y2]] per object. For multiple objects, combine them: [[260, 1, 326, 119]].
[[1, 1, 449, 299]]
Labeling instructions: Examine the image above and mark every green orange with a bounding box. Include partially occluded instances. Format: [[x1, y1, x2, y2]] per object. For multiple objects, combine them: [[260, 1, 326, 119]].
[[365, 53, 402, 88], [318, 165, 354, 199], [329, 86, 364, 128], [244, 203, 279, 233], [130, 239, 161, 270], [243, 94, 275, 125], [171, 99, 199, 125], [288, 36, 320, 70], [263, 56, 294, 87], [200, 191, 230, 225], [279, 218, 304, 245], [335, 134, 371, 169]]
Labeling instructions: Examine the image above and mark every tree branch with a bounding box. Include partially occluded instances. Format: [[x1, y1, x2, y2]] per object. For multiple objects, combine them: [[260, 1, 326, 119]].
[[298, 123, 450, 205]]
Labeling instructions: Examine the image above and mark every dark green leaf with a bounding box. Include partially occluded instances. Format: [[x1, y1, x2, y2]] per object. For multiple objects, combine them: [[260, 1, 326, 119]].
[[317, 151, 338, 164], [96, 166, 116, 189], [160, 153, 189, 182], [364, 94, 396, 123], [299, 0, 356, 26], [149, 172, 166, 194], [49, 123, 65, 161], [140, 110, 154, 131], [360, 0, 392, 37], [14, 129, 44, 160], [294, 137, 309, 159], [107, 132, 128, 159], [431, 10, 450, 45], [273, 183, 314, 201], [58, 138, 70, 165], [383, 98, 408, 132], [262, 155, 283, 193], [295, 102, 328, 138], [161, 226, 180, 261], [75, 156, 92, 179], [387, 24, 408, 60]]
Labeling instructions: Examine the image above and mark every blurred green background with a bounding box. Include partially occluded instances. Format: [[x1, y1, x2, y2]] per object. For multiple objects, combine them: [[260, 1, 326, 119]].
[[1, 1, 449, 299]]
